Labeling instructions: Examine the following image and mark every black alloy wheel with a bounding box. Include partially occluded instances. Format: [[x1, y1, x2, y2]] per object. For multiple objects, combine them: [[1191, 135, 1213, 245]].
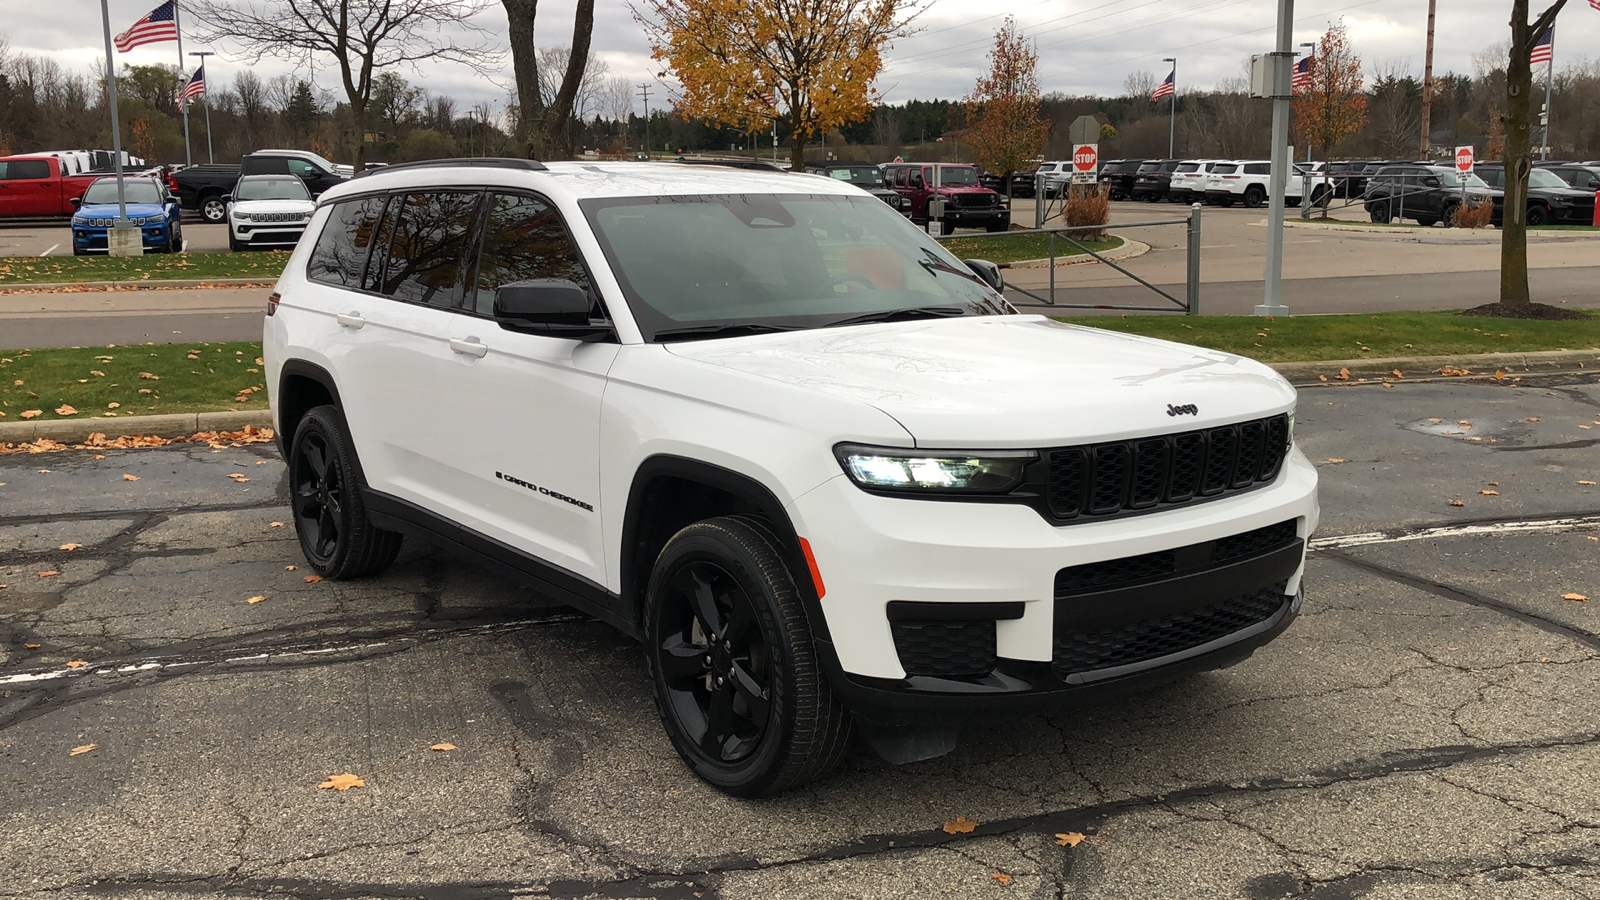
[[1527, 204, 1549, 226], [645, 517, 852, 796], [1243, 186, 1265, 209], [288, 405, 402, 578], [1370, 203, 1392, 224]]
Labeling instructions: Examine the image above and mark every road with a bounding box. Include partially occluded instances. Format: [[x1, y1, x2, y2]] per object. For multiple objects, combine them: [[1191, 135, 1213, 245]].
[[2, 373, 1599, 897], [0, 284, 265, 348]]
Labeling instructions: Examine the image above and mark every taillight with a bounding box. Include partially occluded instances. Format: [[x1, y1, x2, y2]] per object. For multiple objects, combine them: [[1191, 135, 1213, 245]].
[[267, 291, 280, 316]]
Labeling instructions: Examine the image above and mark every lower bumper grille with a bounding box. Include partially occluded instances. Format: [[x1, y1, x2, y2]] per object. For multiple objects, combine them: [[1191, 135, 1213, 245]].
[[890, 619, 997, 678], [1053, 581, 1289, 679]]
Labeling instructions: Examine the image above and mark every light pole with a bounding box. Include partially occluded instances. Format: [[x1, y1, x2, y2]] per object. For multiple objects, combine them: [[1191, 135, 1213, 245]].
[[188, 51, 215, 163], [1162, 57, 1176, 158], [1259, 0, 1294, 317]]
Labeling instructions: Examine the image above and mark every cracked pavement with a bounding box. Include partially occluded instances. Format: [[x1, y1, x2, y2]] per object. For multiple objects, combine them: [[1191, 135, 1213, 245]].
[[2, 372, 1599, 899]]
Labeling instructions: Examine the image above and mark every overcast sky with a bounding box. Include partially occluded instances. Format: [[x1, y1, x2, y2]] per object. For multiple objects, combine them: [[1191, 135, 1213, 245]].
[[12, 0, 1600, 122]]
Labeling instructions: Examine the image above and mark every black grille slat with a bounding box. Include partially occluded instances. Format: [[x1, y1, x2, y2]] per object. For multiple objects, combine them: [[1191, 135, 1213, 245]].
[[1044, 415, 1289, 522], [1052, 582, 1289, 677], [1213, 520, 1299, 564], [1056, 549, 1177, 596], [890, 620, 998, 678]]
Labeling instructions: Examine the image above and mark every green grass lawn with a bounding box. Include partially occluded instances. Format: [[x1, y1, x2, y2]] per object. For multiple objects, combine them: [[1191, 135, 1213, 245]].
[[0, 252, 289, 285], [1057, 310, 1600, 363], [940, 232, 1123, 264], [0, 342, 268, 423]]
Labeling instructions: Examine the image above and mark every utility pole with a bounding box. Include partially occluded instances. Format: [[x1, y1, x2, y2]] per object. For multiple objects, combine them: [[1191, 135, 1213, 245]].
[[1419, 0, 1437, 159], [637, 83, 651, 158], [188, 50, 215, 164], [1259, 0, 1294, 317]]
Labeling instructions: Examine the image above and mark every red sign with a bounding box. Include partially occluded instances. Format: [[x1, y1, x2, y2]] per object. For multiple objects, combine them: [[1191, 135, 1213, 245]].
[[1455, 146, 1474, 173], [1072, 144, 1099, 173]]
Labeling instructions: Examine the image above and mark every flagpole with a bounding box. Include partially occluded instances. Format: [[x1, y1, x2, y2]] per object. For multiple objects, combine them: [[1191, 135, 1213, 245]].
[[175, 1, 192, 167], [1166, 59, 1177, 158], [189, 51, 214, 163], [1541, 27, 1554, 160]]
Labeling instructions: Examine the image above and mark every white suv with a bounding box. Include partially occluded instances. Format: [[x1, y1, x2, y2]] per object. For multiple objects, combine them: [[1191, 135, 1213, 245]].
[[1034, 160, 1073, 198], [1169, 159, 1227, 203], [265, 158, 1319, 796], [227, 174, 315, 251], [1202, 160, 1331, 209]]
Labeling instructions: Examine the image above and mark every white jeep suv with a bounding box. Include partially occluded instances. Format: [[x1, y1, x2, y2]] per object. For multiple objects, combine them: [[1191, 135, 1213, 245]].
[[265, 158, 1319, 796], [1202, 160, 1331, 209], [227, 174, 316, 251]]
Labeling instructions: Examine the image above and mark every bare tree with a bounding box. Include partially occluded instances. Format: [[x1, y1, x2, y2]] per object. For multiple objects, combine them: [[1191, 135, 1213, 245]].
[[232, 70, 269, 149], [502, 0, 596, 159], [191, 0, 496, 170], [1367, 60, 1421, 157], [1123, 71, 1157, 102]]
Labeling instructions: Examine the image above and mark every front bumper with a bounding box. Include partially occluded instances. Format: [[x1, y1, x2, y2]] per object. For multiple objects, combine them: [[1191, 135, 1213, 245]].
[[231, 222, 309, 247], [790, 449, 1319, 717], [72, 224, 170, 252], [941, 208, 1008, 225]]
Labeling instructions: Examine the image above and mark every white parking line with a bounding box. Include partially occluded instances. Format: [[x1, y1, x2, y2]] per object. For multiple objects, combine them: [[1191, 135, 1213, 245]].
[[1311, 515, 1600, 551], [40, 244, 59, 257]]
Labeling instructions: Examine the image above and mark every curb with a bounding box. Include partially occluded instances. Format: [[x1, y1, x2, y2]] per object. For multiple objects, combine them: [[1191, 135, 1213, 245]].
[[1279, 218, 1599, 240], [1271, 348, 1599, 385], [1002, 237, 1149, 269], [0, 278, 276, 293], [0, 410, 271, 445]]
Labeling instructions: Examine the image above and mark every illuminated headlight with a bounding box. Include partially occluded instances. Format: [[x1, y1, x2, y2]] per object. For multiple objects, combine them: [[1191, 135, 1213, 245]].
[[835, 444, 1034, 494]]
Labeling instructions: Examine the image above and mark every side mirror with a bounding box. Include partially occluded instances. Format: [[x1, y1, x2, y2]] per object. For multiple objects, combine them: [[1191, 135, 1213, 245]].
[[69, 196, 82, 208], [221, 194, 233, 204], [1422, 176, 1440, 188], [494, 279, 612, 341], [963, 259, 1004, 292]]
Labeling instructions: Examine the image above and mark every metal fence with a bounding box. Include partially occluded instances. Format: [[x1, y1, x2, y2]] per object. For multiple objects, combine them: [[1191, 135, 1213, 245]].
[[936, 202, 1203, 315]]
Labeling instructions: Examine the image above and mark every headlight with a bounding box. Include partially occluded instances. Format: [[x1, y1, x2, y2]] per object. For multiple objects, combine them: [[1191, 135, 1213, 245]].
[[233, 213, 251, 221], [835, 444, 1034, 494], [71, 217, 87, 225]]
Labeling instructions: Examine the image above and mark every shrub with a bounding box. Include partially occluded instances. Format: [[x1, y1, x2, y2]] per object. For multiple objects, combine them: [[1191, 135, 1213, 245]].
[[1450, 200, 1493, 229], [1063, 183, 1111, 241]]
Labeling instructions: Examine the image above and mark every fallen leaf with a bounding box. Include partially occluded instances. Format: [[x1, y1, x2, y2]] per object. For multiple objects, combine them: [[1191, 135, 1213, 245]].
[[58, 543, 82, 551], [1587, 536, 1599, 542], [1492, 369, 1507, 381], [227, 473, 250, 482], [54, 405, 77, 416], [1335, 367, 1351, 382], [1480, 490, 1499, 496], [69, 744, 98, 756], [942, 816, 978, 835], [1428, 418, 1442, 423], [1326, 458, 1346, 464], [25, 643, 40, 649], [138, 372, 160, 380], [1318, 374, 1328, 382], [37, 570, 60, 578], [122, 474, 139, 481], [991, 873, 1012, 886], [303, 574, 323, 583], [1565, 593, 1589, 602], [106, 402, 120, 410], [1055, 832, 1086, 847], [1487, 481, 1500, 486], [90, 370, 105, 377], [1524, 417, 1540, 423], [269, 521, 284, 528], [285, 565, 298, 571], [1579, 481, 1597, 486], [1449, 500, 1465, 507], [318, 772, 365, 791], [247, 595, 267, 604], [20, 410, 42, 419], [430, 743, 457, 752], [1391, 369, 1403, 379], [65, 660, 86, 668]]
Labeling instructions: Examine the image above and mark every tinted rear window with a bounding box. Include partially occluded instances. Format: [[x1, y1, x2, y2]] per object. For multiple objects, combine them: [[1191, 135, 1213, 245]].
[[1176, 163, 1200, 173], [306, 196, 389, 288]]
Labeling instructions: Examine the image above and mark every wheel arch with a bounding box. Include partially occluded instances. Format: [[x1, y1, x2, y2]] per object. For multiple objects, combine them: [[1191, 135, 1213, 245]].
[[620, 455, 830, 645], [275, 360, 343, 458]]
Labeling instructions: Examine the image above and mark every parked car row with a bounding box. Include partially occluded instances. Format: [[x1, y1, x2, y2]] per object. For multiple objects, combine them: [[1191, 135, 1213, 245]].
[[172, 149, 349, 223], [0, 152, 159, 218], [1363, 161, 1598, 227], [1098, 158, 1333, 208]]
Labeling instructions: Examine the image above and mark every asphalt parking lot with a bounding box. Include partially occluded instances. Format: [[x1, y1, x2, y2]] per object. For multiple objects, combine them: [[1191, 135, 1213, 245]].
[[0, 221, 231, 258], [2, 375, 1600, 899]]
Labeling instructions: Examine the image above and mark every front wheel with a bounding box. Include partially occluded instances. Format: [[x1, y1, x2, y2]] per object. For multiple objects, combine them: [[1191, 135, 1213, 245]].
[[1526, 204, 1549, 226], [939, 218, 956, 236], [644, 517, 852, 797], [1369, 203, 1392, 224], [985, 220, 1008, 233], [288, 405, 403, 579]]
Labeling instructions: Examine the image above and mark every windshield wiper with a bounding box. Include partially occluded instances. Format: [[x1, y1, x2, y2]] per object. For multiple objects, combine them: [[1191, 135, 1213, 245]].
[[821, 306, 970, 328], [653, 323, 804, 342]]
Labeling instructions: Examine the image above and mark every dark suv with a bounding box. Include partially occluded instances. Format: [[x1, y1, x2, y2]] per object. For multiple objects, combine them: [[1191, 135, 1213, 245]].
[[1364, 165, 1496, 226], [806, 162, 909, 215], [1476, 164, 1597, 225], [1536, 162, 1600, 192], [1098, 159, 1145, 200], [883, 162, 1010, 234], [1132, 159, 1182, 201]]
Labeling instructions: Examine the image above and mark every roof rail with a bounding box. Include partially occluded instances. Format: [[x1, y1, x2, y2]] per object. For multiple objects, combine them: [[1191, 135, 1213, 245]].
[[353, 157, 549, 178], [673, 158, 787, 172]]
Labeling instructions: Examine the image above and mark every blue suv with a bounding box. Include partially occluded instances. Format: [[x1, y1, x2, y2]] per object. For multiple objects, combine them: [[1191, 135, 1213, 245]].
[[71, 176, 183, 255]]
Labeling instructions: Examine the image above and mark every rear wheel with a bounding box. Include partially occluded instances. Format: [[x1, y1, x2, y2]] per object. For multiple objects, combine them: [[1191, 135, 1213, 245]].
[[1243, 186, 1265, 209], [645, 517, 852, 797], [1414, 216, 1438, 227], [200, 195, 226, 224], [288, 405, 402, 579], [1369, 203, 1392, 224]]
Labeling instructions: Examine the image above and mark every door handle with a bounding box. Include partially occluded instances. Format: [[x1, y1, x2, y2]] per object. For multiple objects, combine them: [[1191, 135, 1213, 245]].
[[449, 337, 488, 359], [335, 312, 365, 329]]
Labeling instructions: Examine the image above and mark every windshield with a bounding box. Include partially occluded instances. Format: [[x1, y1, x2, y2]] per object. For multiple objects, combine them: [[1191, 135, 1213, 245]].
[[822, 167, 884, 187], [930, 167, 979, 186], [82, 179, 163, 205], [1528, 168, 1569, 189], [1438, 171, 1490, 190], [236, 176, 310, 201], [581, 194, 1011, 341]]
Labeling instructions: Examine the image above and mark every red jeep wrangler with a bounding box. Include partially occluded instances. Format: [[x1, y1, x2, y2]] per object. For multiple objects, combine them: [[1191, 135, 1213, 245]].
[[883, 162, 1010, 234]]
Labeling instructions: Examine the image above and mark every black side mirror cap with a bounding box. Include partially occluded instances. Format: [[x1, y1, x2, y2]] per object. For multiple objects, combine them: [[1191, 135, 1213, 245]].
[[69, 196, 82, 208], [494, 279, 612, 341], [221, 195, 232, 204], [963, 259, 1004, 292]]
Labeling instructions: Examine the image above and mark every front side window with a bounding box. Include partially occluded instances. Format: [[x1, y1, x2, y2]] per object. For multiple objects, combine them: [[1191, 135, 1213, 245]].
[[377, 191, 482, 307], [471, 192, 592, 316], [288, 159, 319, 179], [1527, 168, 1571, 190], [582, 193, 1011, 342], [306, 195, 389, 288]]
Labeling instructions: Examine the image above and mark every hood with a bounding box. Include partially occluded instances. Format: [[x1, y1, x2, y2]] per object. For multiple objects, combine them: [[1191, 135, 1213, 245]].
[[232, 198, 315, 215], [936, 185, 993, 195], [663, 316, 1296, 447], [76, 202, 166, 218]]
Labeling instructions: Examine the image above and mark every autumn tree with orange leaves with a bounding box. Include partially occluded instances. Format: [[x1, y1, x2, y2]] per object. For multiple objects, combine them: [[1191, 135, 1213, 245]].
[[1292, 21, 1365, 218], [637, 0, 919, 171], [963, 17, 1048, 199]]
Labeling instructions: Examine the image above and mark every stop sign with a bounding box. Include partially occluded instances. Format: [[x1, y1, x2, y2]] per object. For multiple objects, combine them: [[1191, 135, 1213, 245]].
[[1455, 146, 1474, 173], [1073, 144, 1099, 173]]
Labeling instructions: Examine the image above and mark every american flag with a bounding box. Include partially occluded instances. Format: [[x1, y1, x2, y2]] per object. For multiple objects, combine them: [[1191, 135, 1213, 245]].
[[1591, 1, 1599, 12], [1293, 55, 1314, 89], [179, 66, 205, 107], [1530, 27, 1553, 67], [114, 1, 179, 53], [1150, 69, 1175, 102]]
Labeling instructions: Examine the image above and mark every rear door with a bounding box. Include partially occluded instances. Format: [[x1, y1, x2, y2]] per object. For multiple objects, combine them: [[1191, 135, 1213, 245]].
[[0, 159, 58, 216]]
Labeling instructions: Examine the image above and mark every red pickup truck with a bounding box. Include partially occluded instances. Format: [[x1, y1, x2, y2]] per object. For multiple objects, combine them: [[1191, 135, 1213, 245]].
[[0, 156, 99, 217]]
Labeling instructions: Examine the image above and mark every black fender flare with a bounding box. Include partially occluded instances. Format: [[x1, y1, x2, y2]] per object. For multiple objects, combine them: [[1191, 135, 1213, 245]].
[[274, 360, 344, 458]]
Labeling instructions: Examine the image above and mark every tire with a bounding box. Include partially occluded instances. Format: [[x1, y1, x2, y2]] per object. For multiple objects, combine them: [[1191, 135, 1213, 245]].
[[1242, 186, 1265, 209], [1312, 186, 1331, 208], [1369, 203, 1392, 224], [1414, 216, 1438, 228], [644, 516, 852, 797], [1527, 204, 1549, 226], [1219, 196, 1236, 208], [985, 221, 1008, 233], [72, 246, 87, 256], [939, 218, 956, 236], [228, 231, 242, 252], [288, 405, 403, 579], [170, 225, 183, 253], [1443, 203, 1460, 227], [200, 195, 226, 224]]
